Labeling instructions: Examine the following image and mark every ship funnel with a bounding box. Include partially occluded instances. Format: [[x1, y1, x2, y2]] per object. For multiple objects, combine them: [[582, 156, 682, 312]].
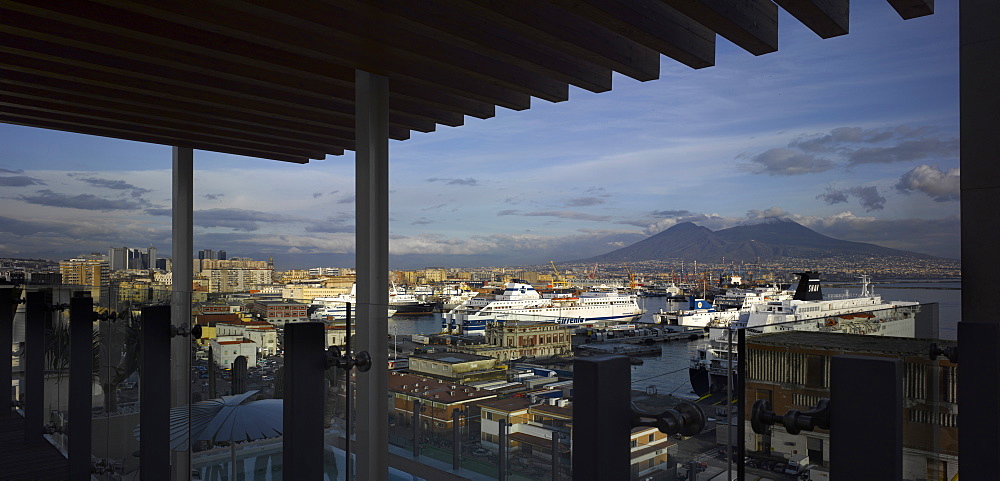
[[792, 271, 823, 301]]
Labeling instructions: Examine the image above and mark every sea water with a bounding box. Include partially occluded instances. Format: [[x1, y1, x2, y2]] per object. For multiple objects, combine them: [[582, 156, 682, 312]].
[[388, 279, 961, 398]]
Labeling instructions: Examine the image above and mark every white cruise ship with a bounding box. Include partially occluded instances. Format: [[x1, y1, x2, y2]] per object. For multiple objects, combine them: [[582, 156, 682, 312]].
[[650, 285, 793, 332], [443, 282, 645, 335], [688, 272, 921, 396]]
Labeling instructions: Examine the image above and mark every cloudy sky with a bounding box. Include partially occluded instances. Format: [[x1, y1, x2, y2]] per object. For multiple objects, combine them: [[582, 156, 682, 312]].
[[0, 4, 959, 270]]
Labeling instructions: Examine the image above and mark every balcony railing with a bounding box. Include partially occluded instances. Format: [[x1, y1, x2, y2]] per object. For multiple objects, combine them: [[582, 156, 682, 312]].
[[2, 283, 962, 480]]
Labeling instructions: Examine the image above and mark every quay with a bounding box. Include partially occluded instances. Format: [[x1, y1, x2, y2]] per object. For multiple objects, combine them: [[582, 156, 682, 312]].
[[574, 326, 704, 347]]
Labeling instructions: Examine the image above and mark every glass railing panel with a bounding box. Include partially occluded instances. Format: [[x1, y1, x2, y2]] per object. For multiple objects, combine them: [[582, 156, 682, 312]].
[[188, 287, 285, 481], [41, 286, 72, 456], [739, 293, 959, 480], [92, 288, 146, 480]]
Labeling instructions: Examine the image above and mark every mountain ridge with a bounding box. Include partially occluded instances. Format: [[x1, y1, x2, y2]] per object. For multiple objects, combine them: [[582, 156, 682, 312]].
[[572, 218, 939, 264]]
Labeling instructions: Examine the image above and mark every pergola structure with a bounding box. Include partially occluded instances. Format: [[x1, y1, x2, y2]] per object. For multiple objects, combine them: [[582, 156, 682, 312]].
[[2, 0, 935, 163], [3, 1, 997, 481]]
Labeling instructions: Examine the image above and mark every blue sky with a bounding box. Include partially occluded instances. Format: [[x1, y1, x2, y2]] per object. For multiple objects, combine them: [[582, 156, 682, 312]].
[[0, 3, 959, 270]]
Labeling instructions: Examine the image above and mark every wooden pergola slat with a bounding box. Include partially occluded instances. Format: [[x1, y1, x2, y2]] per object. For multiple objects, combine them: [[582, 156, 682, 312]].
[[0, 0, 933, 163]]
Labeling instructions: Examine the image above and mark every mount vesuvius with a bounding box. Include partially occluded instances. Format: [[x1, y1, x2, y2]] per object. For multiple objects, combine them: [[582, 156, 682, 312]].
[[572, 218, 939, 264]]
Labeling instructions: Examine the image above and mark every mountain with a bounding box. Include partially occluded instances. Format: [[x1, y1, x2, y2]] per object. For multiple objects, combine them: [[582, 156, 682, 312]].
[[573, 218, 937, 263]]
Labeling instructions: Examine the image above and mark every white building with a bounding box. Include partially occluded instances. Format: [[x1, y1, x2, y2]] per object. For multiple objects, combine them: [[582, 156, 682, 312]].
[[210, 336, 259, 368], [216, 322, 278, 357]]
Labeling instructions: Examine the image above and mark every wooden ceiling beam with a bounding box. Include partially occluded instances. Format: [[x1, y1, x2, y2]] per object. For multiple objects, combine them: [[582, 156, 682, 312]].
[[0, 35, 438, 134], [5, 1, 498, 123], [2, 112, 322, 163], [239, 0, 570, 103], [1, 104, 335, 159], [3, 117, 319, 163], [660, 0, 778, 56], [1, 17, 443, 134], [886, 0, 934, 20], [774, 0, 849, 38], [546, 0, 716, 69], [0, 81, 358, 150], [434, 0, 661, 82], [343, 0, 613, 93], [0, 54, 411, 142], [391, 84, 497, 121], [94, 0, 532, 111]]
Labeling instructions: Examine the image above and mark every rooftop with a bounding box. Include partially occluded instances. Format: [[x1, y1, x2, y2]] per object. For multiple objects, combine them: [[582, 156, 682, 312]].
[[748, 331, 958, 356]]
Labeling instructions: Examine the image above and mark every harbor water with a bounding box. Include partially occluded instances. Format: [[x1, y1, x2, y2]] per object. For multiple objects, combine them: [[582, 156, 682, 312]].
[[390, 279, 961, 398]]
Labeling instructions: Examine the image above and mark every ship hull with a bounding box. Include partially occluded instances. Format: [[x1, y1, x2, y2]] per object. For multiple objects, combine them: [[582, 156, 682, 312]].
[[390, 302, 437, 315]]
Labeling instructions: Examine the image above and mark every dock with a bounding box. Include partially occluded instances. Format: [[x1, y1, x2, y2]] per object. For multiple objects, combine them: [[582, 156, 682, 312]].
[[574, 326, 704, 347]]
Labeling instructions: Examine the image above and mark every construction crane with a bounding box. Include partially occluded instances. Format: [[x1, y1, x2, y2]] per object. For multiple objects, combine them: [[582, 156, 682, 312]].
[[549, 261, 568, 287], [623, 264, 637, 290]]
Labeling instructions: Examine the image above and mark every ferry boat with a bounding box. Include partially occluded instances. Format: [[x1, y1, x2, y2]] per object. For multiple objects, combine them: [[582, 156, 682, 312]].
[[389, 284, 438, 315], [688, 272, 921, 396], [309, 284, 396, 321], [650, 283, 795, 332], [442, 282, 645, 335]]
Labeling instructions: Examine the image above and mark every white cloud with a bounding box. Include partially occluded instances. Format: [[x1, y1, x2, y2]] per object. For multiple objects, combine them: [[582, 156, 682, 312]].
[[895, 165, 960, 201]]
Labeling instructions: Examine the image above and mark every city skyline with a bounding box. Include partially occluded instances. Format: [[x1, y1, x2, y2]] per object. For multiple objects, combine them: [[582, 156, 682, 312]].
[[0, 3, 959, 270]]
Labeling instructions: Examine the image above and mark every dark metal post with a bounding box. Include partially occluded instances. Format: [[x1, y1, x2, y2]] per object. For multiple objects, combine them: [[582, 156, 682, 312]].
[[572, 355, 631, 481], [1, 287, 13, 418], [959, 322, 998, 480], [283, 322, 325, 480], [831, 355, 902, 480], [737, 328, 746, 480], [725, 328, 732, 477], [498, 420, 510, 481], [140, 305, 171, 480], [550, 431, 561, 481], [345, 303, 353, 481], [69, 296, 93, 479], [24, 291, 46, 443], [452, 409, 462, 470], [687, 460, 700, 481], [412, 399, 422, 458], [208, 346, 217, 398], [232, 355, 247, 395]]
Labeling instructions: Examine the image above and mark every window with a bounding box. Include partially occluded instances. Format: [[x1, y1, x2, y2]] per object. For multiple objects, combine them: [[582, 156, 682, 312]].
[[805, 354, 826, 388]]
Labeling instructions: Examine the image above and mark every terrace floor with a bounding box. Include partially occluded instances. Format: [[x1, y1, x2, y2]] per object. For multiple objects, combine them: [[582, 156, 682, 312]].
[[0, 412, 70, 480]]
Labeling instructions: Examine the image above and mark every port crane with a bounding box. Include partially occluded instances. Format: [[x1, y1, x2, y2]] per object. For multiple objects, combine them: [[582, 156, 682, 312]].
[[549, 261, 569, 287], [623, 264, 638, 290]]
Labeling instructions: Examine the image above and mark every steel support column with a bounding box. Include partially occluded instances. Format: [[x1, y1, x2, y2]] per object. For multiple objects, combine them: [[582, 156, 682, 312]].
[[68, 296, 93, 479], [355, 69, 390, 481], [830, 355, 902, 480], [140, 305, 171, 481], [959, 1, 1000, 477], [171, 146, 193, 481], [23, 291, 45, 443], [1, 287, 13, 418], [572, 355, 631, 481]]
